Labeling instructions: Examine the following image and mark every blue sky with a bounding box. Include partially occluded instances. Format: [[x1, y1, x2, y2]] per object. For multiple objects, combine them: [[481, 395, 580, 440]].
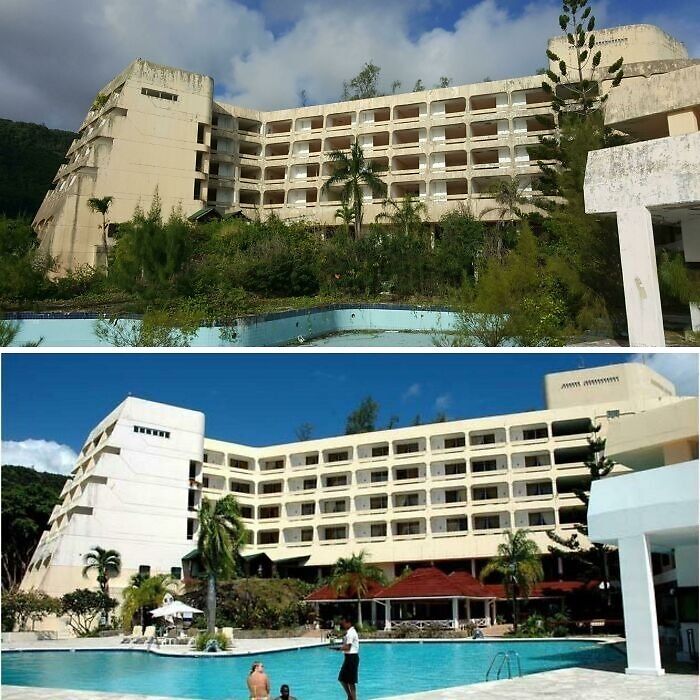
[[1, 352, 697, 473], [1, 0, 696, 130]]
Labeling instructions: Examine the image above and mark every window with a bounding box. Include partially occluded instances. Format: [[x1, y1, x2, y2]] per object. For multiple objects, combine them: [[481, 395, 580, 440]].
[[305, 454, 319, 465], [260, 506, 280, 519], [187, 519, 195, 540], [323, 526, 347, 541], [606, 409, 620, 419], [396, 467, 419, 480], [187, 490, 197, 510], [259, 531, 279, 545], [371, 445, 389, 457], [371, 523, 387, 538], [264, 459, 284, 470], [240, 505, 253, 519], [528, 512, 549, 527], [230, 481, 251, 494], [301, 503, 315, 516], [133, 425, 170, 438], [526, 482, 552, 497], [327, 500, 347, 513], [472, 459, 498, 473], [396, 442, 420, 454], [474, 515, 500, 530], [141, 87, 178, 101], [189, 461, 198, 479], [229, 458, 249, 470], [301, 528, 313, 542], [396, 521, 420, 536], [327, 451, 349, 463], [202, 476, 210, 488], [325, 475, 348, 488], [370, 495, 388, 510], [395, 493, 419, 508], [522, 428, 548, 440], [138, 565, 151, 576], [473, 486, 498, 501], [446, 517, 468, 532], [170, 567, 182, 579], [525, 455, 549, 468], [444, 462, 466, 476], [370, 470, 388, 483], [261, 482, 282, 494], [445, 489, 465, 504], [303, 478, 317, 490], [444, 437, 465, 449]]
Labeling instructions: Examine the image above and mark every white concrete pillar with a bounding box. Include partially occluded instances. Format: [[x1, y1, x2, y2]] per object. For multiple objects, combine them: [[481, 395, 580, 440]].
[[371, 601, 377, 627], [470, 560, 477, 577], [384, 599, 391, 631], [616, 207, 666, 347], [466, 598, 472, 621], [618, 534, 664, 675], [483, 599, 490, 623], [452, 597, 459, 629]]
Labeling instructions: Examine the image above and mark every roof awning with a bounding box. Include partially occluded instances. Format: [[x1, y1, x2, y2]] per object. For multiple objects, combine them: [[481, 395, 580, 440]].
[[188, 206, 222, 222], [181, 549, 200, 561]]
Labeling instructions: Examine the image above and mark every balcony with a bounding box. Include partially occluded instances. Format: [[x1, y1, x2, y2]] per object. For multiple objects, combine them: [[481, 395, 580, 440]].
[[266, 119, 292, 136], [431, 97, 466, 119], [265, 143, 290, 159], [472, 512, 510, 532], [326, 112, 355, 129], [392, 154, 424, 175], [295, 115, 323, 133], [469, 93, 507, 113], [263, 190, 285, 208], [392, 128, 426, 149], [360, 107, 390, 125], [288, 188, 318, 207], [237, 117, 262, 136], [393, 103, 426, 122], [430, 150, 468, 172], [292, 139, 322, 158], [511, 451, 552, 471]]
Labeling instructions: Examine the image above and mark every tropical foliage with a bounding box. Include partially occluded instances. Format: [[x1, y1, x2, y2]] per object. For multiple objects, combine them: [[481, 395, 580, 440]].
[[120, 573, 178, 630], [329, 551, 386, 625], [1, 589, 61, 632], [82, 546, 122, 596], [61, 588, 117, 636]]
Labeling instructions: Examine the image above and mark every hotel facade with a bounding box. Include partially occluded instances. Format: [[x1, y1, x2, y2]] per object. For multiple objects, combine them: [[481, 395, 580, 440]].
[[21, 363, 698, 628], [32, 24, 694, 273]]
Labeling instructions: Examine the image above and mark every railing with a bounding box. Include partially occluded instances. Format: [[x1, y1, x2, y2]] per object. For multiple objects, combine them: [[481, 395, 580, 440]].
[[485, 650, 522, 681], [390, 620, 454, 630]]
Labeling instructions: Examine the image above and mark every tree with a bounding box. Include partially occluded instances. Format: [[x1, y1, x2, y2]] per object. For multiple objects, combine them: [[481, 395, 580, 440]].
[[61, 588, 117, 636], [436, 76, 452, 88], [375, 194, 427, 236], [86, 196, 113, 270], [197, 495, 248, 633], [345, 396, 379, 434], [542, 0, 623, 115], [0, 320, 42, 347], [391, 80, 402, 94], [1, 589, 61, 632], [342, 62, 382, 100], [82, 546, 121, 621], [295, 422, 314, 441], [413, 79, 425, 92], [298, 89, 309, 107], [94, 307, 202, 347], [547, 424, 616, 603], [120, 573, 177, 630], [480, 530, 543, 631], [1, 465, 66, 590], [322, 140, 387, 239], [334, 198, 355, 236], [330, 551, 385, 626]]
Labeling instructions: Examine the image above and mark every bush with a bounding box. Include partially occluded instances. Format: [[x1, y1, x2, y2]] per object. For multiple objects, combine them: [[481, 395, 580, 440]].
[[1, 589, 61, 632], [61, 589, 117, 637], [194, 631, 229, 652]]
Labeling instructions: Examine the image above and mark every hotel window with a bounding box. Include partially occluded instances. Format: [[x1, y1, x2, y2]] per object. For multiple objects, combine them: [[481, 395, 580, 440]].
[[444, 437, 465, 449], [522, 428, 548, 440], [259, 506, 280, 519], [229, 458, 249, 470], [525, 455, 549, 468], [445, 489, 465, 504], [526, 482, 552, 497], [370, 470, 388, 483], [474, 515, 500, 530], [141, 87, 178, 101], [301, 502, 315, 516], [396, 521, 421, 536], [261, 482, 282, 494], [303, 478, 317, 490], [187, 519, 195, 540], [138, 565, 151, 576], [264, 459, 284, 470], [170, 567, 182, 579], [371, 523, 387, 538], [396, 467, 419, 480], [259, 531, 279, 545], [327, 451, 349, 463], [472, 459, 498, 473], [301, 528, 314, 542], [197, 123, 206, 144], [445, 462, 466, 476], [323, 526, 347, 540], [327, 500, 347, 513], [240, 505, 253, 519], [371, 445, 389, 457], [325, 475, 348, 488], [133, 425, 170, 438], [202, 476, 210, 489], [528, 512, 549, 527], [471, 433, 496, 446], [395, 493, 419, 508], [370, 495, 388, 510], [606, 409, 620, 419], [396, 442, 420, 455], [446, 517, 468, 532], [305, 454, 319, 465], [189, 461, 198, 479], [230, 481, 251, 494], [473, 486, 499, 501]]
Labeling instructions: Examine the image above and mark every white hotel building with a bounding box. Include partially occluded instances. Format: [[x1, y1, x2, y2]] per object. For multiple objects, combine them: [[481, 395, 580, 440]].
[[21, 363, 698, 619]]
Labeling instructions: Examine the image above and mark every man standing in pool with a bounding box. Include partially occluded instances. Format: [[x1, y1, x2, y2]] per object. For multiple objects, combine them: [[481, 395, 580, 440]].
[[336, 614, 360, 700]]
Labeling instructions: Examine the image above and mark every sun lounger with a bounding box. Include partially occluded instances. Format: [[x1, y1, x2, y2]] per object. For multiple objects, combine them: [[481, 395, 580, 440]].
[[121, 626, 143, 644], [137, 625, 156, 644], [221, 627, 235, 647]]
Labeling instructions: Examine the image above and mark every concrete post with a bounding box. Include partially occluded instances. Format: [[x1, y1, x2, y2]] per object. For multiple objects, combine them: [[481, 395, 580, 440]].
[[384, 600, 391, 631], [618, 534, 665, 675], [483, 599, 490, 624], [452, 597, 459, 629], [616, 207, 666, 346], [371, 600, 377, 627], [466, 598, 472, 621]]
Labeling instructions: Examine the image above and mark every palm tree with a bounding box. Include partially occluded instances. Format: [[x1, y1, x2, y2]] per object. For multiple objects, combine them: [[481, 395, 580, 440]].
[[82, 546, 122, 596], [480, 530, 543, 632], [375, 194, 427, 236], [121, 573, 177, 630], [0, 320, 42, 347], [334, 198, 355, 236], [322, 141, 386, 239], [86, 196, 114, 269], [197, 495, 247, 634], [330, 551, 386, 626]]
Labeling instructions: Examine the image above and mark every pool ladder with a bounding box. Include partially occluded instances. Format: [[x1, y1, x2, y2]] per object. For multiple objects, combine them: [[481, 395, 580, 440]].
[[485, 650, 522, 681]]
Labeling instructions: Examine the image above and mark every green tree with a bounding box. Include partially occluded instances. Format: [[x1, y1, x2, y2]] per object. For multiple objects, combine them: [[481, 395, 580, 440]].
[[345, 396, 380, 434], [413, 79, 425, 92], [334, 198, 355, 236], [197, 495, 248, 634], [542, 0, 624, 115], [0, 320, 43, 347], [295, 423, 314, 441], [61, 588, 117, 636], [86, 196, 113, 270], [1, 589, 61, 632], [120, 573, 177, 630], [434, 205, 486, 287], [436, 76, 452, 88], [375, 194, 427, 236], [480, 529, 544, 632], [323, 141, 387, 239], [82, 546, 121, 620], [330, 551, 386, 626], [342, 62, 382, 100]]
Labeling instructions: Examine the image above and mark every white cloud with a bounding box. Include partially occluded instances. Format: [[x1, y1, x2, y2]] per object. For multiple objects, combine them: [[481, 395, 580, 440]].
[[1, 439, 77, 475], [402, 383, 422, 400], [435, 393, 452, 411], [630, 353, 699, 397]]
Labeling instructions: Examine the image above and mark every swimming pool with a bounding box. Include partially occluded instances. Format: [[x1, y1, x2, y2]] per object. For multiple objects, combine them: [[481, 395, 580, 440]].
[[2, 640, 624, 699]]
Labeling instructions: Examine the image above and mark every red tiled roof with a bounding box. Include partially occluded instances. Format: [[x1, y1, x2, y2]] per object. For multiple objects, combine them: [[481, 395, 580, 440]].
[[305, 580, 385, 602], [374, 567, 465, 599], [448, 571, 490, 597]]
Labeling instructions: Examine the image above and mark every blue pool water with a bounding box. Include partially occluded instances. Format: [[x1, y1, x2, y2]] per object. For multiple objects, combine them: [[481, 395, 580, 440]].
[[7, 306, 459, 347], [2, 641, 624, 699]]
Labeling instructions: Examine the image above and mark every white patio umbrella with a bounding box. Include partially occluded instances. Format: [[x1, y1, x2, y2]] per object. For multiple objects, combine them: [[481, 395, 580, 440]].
[[150, 600, 203, 618]]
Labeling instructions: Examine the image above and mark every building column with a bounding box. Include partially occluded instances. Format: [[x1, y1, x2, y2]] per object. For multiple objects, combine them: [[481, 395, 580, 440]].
[[384, 600, 391, 631], [371, 600, 377, 627], [618, 534, 664, 675], [470, 560, 477, 577], [452, 597, 459, 629], [616, 207, 666, 347], [466, 598, 472, 621], [483, 599, 490, 625]]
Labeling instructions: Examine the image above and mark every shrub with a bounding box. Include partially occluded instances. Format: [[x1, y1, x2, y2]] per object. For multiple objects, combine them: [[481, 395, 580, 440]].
[[61, 589, 117, 637], [1, 589, 61, 632], [194, 631, 229, 652]]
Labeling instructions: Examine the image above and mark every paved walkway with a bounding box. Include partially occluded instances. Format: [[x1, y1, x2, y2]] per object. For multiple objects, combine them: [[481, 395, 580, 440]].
[[3, 668, 698, 700]]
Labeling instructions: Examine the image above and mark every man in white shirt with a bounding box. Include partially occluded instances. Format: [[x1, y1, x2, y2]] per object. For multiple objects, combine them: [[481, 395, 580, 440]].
[[336, 614, 360, 700]]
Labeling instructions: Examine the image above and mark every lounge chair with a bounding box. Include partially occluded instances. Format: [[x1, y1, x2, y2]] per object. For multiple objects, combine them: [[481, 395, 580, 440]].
[[221, 627, 235, 647], [121, 626, 143, 644], [138, 625, 156, 644]]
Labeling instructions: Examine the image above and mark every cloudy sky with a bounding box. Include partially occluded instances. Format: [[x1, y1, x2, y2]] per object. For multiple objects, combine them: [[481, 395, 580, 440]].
[[2, 352, 697, 474], [1, 0, 697, 131]]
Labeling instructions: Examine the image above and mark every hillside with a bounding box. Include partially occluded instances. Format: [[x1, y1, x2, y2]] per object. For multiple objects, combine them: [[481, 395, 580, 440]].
[[0, 118, 76, 218], [1, 464, 68, 589]]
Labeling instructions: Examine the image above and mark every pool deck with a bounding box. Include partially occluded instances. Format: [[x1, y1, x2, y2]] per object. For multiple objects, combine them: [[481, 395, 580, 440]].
[[3, 668, 698, 700]]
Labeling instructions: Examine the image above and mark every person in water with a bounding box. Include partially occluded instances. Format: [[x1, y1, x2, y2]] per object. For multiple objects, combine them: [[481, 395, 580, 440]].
[[247, 661, 271, 700], [273, 684, 297, 700], [336, 614, 360, 700]]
